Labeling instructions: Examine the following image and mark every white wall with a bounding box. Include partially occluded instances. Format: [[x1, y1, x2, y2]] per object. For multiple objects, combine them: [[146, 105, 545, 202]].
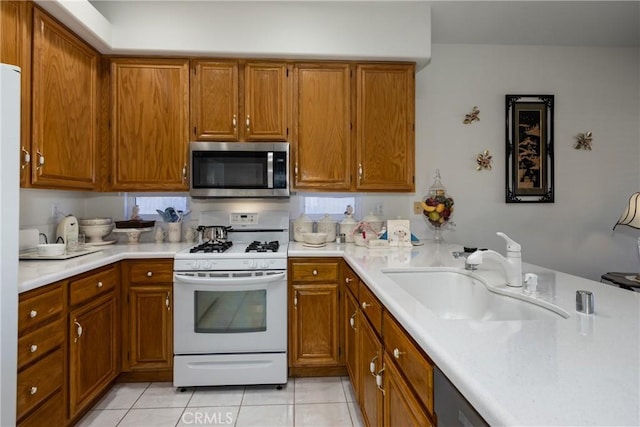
[[411, 44, 639, 280]]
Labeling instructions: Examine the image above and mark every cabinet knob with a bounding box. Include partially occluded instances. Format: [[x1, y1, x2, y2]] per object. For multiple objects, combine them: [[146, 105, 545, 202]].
[[29, 386, 38, 395], [232, 114, 237, 129], [312, 270, 318, 276], [97, 281, 103, 288], [147, 271, 153, 277], [36, 150, 45, 173], [29, 310, 37, 319], [362, 302, 371, 310], [393, 348, 405, 359], [29, 344, 38, 353], [369, 355, 378, 375], [74, 320, 83, 342], [246, 115, 250, 130], [21, 147, 30, 170], [345, 277, 353, 283], [358, 163, 363, 183], [349, 312, 357, 329]]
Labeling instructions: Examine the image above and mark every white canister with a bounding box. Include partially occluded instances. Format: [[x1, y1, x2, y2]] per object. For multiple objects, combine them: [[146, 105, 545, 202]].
[[293, 214, 313, 242], [317, 214, 337, 242], [363, 212, 384, 233], [340, 214, 358, 243], [167, 222, 181, 243]]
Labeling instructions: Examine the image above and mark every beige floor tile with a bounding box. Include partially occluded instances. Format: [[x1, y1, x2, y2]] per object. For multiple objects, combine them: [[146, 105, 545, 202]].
[[75, 409, 128, 427], [294, 402, 353, 427], [348, 401, 365, 427], [133, 382, 194, 409], [294, 377, 347, 404], [118, 408, 184, 427], [242, 380, 294, 405], [341, 376, 357, 403], [177, 406, 240, 426], [188, 385, 245, 407], [93, 382, 149, 410], [236, 404, 294, 427]]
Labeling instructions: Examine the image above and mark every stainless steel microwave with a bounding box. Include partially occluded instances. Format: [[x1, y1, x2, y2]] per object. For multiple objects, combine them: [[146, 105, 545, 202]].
[[189, 141, 289, 198]]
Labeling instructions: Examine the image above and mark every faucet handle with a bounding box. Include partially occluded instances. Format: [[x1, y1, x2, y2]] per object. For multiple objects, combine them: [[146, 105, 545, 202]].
[[524, 273, 538, 294], [497, 232, 521, 253]]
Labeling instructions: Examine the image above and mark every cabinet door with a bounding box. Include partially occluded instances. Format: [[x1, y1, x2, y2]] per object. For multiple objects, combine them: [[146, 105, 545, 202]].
[[191, 60, 239, 141], [383, 353, 433, 427], [355, 63, 415, 192], [244, 62, 288, 141], [1, 1, 31, 188], [31, 8, 99, 190], [124, 285, 173, 371], [110, 58, 189, 190], [292, 63, 352, 190], [358, 316, 383, 427], [344, 287, 359, 394], [290, 283, 341, 366], [69, 293, 118, 419]]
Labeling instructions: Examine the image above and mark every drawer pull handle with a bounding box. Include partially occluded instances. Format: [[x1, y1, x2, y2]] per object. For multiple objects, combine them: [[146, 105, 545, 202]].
[[147, 271, 153, 277], [29, 344, 38, 353], [29, 310, 37, 318], [393, 348, 405, 359], [29, 386, 38, 395], [349, 312, 357, 329], [74, 320, 83, 342], [246, 115, 250, 130], [312, 270, 318, 276], [369, 355, 378, 375], [345, 277, 353, 283], [362, 302, 371, 310], [232, 114, 237, 129], [97, 281, 103, 288], [165, 292, 171, 310]]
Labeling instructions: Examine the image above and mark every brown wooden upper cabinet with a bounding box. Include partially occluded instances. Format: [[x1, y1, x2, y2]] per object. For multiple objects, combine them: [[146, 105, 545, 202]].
[[191, 60, 289, 141], [355, 63, 415, 192], [109, 58, 190, 191], [31, 8, 100, 190], [291, 62, 415, 193], [191, 60, 289, 142], [292, 63, 352, 191]]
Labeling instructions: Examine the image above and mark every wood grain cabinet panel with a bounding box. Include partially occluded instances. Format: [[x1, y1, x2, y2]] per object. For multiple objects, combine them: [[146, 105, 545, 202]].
[[16, 348, 63, 420], [110, 58, 189, 191], [18, 283, 63, 333], [31, 8, 99, 190], [292, 63, 352, 190], [355, 63, 415, 192], [359, 313, 383, 427], [344, 284, 359, 397], [17, 390, 63, 427], [191, 60, 288, 142]]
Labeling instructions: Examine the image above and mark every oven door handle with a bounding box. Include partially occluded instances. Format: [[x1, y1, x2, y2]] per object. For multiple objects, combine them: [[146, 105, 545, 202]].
[[173, 272, 286, 287]]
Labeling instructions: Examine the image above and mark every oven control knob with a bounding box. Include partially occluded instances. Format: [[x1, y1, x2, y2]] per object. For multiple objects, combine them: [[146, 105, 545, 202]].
[[191, 261, 201, 270], [204, 261, 213, 270], [260, 260, 269, 269], [248, 260, 256, 269]]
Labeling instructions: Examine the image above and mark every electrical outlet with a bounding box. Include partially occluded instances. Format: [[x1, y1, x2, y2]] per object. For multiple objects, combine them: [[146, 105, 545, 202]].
[[413, 201, 423, 215], [51, 203, 62, 223]]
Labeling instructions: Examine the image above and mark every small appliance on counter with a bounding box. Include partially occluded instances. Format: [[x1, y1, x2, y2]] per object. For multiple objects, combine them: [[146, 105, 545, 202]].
[[56, 215, 79, 251]]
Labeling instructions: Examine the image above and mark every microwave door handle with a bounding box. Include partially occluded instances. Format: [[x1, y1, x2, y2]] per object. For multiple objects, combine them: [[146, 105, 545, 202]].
[[173, 272, 286, 287], [267, 152, 274, 188]]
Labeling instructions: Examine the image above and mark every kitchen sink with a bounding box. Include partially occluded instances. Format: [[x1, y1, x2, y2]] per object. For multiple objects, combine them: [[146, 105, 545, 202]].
[[382, 269, 569, 321]]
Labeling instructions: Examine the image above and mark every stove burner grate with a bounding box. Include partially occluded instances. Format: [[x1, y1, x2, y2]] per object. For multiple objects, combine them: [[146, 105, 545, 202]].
[[245, 241, 280, 253], [189, 241, 233, 254]]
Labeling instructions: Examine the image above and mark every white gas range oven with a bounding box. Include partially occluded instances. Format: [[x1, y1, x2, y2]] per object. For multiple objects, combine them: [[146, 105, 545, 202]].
[[173, 210, 289, 388]]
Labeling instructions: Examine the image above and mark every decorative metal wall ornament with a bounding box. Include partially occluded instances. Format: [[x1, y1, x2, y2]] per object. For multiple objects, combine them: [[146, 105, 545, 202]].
[[505, 95, 554, 203], [476, 150, 493, 171], [574, 131, 593, 150], [463, 106, 480, 124]]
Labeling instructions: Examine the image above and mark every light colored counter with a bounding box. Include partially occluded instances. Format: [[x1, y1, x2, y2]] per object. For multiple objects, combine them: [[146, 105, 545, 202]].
[[19, 241, 640, 425], [18, 242, 190, 293], [290, 241, 640, 426]]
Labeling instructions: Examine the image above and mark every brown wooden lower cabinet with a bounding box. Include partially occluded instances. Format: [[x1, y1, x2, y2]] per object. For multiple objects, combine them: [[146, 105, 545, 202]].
[[18, 389, 64, 427], [358, 315, 383, 427], [344, 285, 359, 397]]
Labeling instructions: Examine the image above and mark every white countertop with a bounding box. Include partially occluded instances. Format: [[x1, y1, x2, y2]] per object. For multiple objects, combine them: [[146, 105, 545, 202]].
[[19, 241, 640, 425]]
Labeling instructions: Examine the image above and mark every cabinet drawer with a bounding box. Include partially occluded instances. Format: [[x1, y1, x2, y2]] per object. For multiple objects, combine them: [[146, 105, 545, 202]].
[[17, 318, 64, 369], [359, 282, 382, 335], [69, 264, 117, 306], [342, 263, 359, 297], [18, 284, 63, 333], [383, 311, 434, 414], [16, 348, 63, 420], [18, 390, 63, 427], [291, 261, 339, 282], [127, 259, 173, 284]]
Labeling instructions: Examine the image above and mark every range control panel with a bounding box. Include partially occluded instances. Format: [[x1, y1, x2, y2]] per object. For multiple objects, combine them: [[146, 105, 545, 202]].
[[229, 213, 259, 225]]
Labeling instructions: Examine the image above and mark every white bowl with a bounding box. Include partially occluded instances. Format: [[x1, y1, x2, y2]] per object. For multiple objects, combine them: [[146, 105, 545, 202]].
[[79, 223, 114, 243], [79, 217, 113, 226], [303, 232, 327, 245], [37, 243, 66, 257]]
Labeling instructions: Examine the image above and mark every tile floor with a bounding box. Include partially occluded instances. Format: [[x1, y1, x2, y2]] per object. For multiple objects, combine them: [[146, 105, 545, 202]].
[[77, 377, 365, 427]]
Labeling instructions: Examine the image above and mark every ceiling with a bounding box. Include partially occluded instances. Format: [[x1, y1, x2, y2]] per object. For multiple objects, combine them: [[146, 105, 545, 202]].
[[88, 1, 640, 48]]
